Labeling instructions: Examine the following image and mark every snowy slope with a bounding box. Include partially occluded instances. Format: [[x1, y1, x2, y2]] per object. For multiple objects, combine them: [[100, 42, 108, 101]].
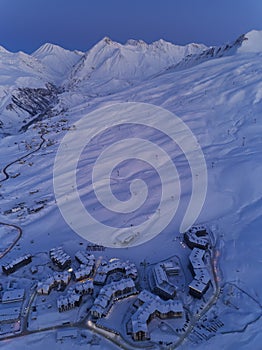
[[0, 48, 59, 135], [0, 31, 262, 349], [0, 45, 10, 54], [237, 29, 262, 53], [0, 47, 53, 90], [160, 32, 248, 75], [0, 44, 82, 135]]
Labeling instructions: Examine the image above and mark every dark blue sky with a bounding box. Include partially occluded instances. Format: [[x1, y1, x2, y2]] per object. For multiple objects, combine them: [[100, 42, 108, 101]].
[[0, 0, 261, 53]]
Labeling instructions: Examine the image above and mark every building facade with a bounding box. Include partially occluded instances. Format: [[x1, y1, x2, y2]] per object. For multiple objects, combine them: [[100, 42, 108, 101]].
[[131, 290, 183, 341], [49, 247, 71, 269], [2, 254, 32, 275], [91, 278, 137, 318]]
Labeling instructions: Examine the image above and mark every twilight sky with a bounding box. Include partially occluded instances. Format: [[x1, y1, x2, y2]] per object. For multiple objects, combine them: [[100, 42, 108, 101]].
[[0, 0, 261, 53]]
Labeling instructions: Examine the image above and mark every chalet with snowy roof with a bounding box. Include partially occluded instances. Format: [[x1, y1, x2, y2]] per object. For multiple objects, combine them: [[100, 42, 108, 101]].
[[75, 251, 95, 267], [90, 278, 137, 318], [74, 280, 94, 295], [93, 272, 107, 285], [2, 254, 32, 275], [74, 264, 94, 281], [93, 259, 137, 285], [37, 271, 71, 295], [131, 290, 183, 341], [49, 247, 71, 269], [57, 291, 82, 312]]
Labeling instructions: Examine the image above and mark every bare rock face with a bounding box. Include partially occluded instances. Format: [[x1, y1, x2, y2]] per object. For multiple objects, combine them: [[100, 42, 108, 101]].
[[10, 83, 60, 117]]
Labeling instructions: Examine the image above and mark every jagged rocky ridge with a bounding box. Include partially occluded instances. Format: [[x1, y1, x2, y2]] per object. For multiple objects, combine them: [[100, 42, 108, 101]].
[[9, 83, 61, 117]]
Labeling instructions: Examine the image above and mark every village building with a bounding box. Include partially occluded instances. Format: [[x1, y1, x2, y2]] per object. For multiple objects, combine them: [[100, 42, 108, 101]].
[[189, 248, 206, 270], [0, 306, 21, 324], [37, 271, 71, 295], [188, 277, 209, 298], [27, 204, 44, 214], [49, 247, 71, 270], [86, 244, 105, 251], [75, 251, 95, 267], [188, 248, 211, 298], [131, 290, 183, 341], [183, 226, 212, 298], [152, 261, 179, 299], [93, 259, 137, 285], [2, 254, 32, 275], [90, 278, 137, 318], [2, 289, 25, 303], [57, 329, 78, 342], [184, 225, 209, 250], [74, 280, 94, 295], [57, 291, 82, 312], [74, 264, 94, 281]]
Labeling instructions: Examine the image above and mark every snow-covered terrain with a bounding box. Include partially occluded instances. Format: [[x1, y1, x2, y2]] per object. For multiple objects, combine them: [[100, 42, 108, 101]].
[[0, 30, 262, 349]]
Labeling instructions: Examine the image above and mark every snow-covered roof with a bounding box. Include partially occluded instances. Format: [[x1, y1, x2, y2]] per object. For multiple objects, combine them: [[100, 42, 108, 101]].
[[189, 248, 206, 269], [2, 289, 25, 303], [131, 290, 183, 336], [91, 278, 137, 316]]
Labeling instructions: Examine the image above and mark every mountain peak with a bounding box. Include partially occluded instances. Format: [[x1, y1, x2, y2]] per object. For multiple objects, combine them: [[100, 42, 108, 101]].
[[0, 45, 10, 54], [32, 43, 83, 83], [85, 37, 120, 56], [125, 39, 147, 47], [237, 29, 262, 53], [102, 36, 113, 44], [93, 36, 119, 48], [152, 38, 171, 46], [33, 43, 70, 57]]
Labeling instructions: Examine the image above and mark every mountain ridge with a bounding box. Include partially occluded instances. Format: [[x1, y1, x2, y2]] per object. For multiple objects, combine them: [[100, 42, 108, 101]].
[[0, 30, 262, 134]]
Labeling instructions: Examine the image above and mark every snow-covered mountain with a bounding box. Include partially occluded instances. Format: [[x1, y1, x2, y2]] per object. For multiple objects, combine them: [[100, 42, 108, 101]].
[[1, 30, 261, 131], [32, 43, 83, 82], [0, 45, 53, 89], [0, 37, 208, 133], [1, 30, 260, 131], [0, 30, 262, 349], [0, 47, 59, 134], [65, 37, 207, 93], [162, 29, 262, 75]]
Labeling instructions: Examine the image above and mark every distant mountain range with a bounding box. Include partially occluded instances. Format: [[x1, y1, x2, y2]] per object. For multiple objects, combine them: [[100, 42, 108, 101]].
[[0, 29, 261, 135]]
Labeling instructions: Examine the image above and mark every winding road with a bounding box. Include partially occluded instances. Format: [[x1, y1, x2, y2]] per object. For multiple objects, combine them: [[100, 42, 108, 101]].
[[0, 222, 22, 259], [0, 133, 46, 183], [0, 133, 47, 259]]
